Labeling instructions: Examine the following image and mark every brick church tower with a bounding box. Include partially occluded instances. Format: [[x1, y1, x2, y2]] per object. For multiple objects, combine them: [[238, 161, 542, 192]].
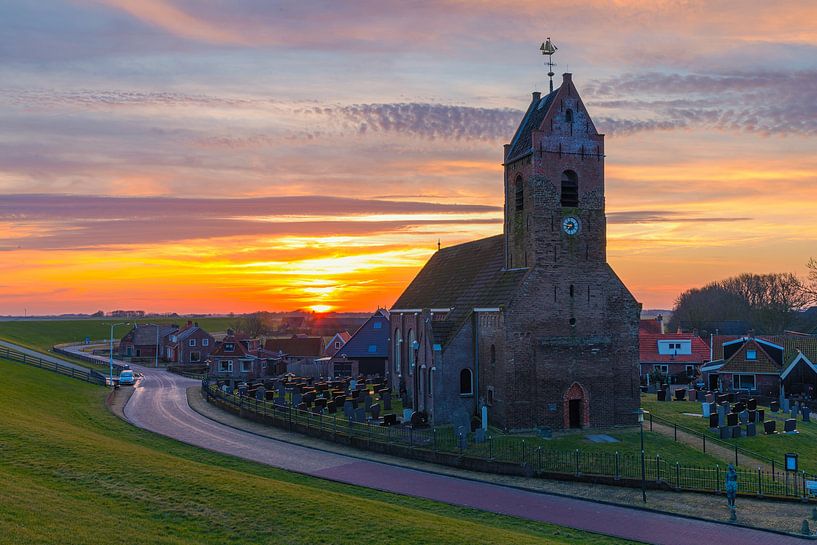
[[391, 56, 641, 431]]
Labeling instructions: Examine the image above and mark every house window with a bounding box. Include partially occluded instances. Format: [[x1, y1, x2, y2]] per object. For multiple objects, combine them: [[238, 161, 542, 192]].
[[514, 175, 524, 211], [189, 339, 196, 347], [746, 350, 757, 360], [224, 343, 235, 352], [656, 364, 669, 374], [368, 344, 377, 353], [393, 329, 402, 376], [335, 341, 341, 349], [240, 360, 252, 373], [219, 360, 233, 372], [202, 338, 209, 347], [373, 321, 382, 329], [561, 170, 579, 207], [685, 365, 695, 376], [190, 352, 201, 363], [459, 368, 473, 395], [736, 374, 756, 390]]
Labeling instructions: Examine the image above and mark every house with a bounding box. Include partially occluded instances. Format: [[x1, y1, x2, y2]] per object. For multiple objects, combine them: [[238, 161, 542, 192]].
[[165, 321, 215, 365], [330, 309, 390, 378], [208, 330, 261, 387], [390, 71, 641, 430], [639, 323, 710, 384], [264, 335, 325, 375], [118, 324, 177, 362], [323, 331, 352, 357]]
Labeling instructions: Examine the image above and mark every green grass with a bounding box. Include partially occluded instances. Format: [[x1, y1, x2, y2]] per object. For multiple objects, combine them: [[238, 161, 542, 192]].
[[642, 394, 817, 473], [0, 318, 236, 353], [0, 359, 636, 545]]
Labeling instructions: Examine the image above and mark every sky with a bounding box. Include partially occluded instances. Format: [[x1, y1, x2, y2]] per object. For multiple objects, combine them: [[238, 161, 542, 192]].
[[1, 0, 816, 315]]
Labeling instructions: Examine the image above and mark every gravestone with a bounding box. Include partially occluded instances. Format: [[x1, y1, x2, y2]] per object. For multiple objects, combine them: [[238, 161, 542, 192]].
[[717, 405, 728, 427], [784, 418, 798, 433], [255, 386, 266, 401], [657, 390, 666, 402], [675, 388, 686, 401], [746, 422, 756, 437], [382, 413, 397, 426], [474, 428, 487, 443], [349, 379, 357, 390], [719, 426, 731, 439], [748, 410, 756, 423], [451, 410, 471, 436], [343, 400, 354, 418], [803, 406, 811, 422], [381, 391, 392, 410], [353, 407, 366, 423], [734, 402, 746, 413], [718, 394, 728, 404], [277, 382, 286, 397], [327, 400, 337, 414], [731, 426, 741, 439], [689, 389, 697, 402], [403, 408, 414, 422], [727, 412, 738, 427], [738, 410, 749, 424], [705, 393, 715, 404], [727, 393, 735, 403], [296, 402, 307, 412], [314, 397, 327, 409], [747, 398, 757, 411], [709, 413, 719, 428], [791, 406, 798, 419], [782, 398, 790, 413], [757, 409, 765, 422], [238, 384, 248, 397], [370, 403, 381, 420], [764, 420, 777, 434], [411, 411, 428, 428], [702, 402, 712, 418], [292, 392, 302, 406], [770, 400, 779, 412], [364, 395, 373, 412], [303, 392, 315, 404]]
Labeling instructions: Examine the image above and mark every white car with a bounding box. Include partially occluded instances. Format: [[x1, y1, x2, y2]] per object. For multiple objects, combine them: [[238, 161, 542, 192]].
[[118, 369, 136, 385]]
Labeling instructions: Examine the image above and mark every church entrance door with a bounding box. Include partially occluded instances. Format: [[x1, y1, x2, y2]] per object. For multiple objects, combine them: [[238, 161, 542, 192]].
[[568, 399, 582, 428]]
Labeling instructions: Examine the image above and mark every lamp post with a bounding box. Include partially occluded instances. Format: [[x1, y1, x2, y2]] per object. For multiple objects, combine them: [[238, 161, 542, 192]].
[[109, 321, 130, 386], [637, 408, 649, 503]]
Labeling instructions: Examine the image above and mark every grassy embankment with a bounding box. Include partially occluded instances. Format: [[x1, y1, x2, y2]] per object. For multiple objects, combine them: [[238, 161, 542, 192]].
[[0, 357, 637, 545], [642, 395, 817, 473]]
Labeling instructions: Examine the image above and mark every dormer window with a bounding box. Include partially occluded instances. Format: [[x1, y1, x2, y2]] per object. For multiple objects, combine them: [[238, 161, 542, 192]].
[[224, 343, 235, 352], [746, 349, 757, 360]]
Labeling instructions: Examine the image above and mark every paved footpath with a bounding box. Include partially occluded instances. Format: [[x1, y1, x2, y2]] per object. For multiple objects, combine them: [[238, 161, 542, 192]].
[[118, 363, 805, 545]]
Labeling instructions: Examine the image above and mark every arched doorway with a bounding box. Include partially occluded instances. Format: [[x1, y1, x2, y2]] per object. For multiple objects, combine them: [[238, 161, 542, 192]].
[[563, 382, 590, 429]]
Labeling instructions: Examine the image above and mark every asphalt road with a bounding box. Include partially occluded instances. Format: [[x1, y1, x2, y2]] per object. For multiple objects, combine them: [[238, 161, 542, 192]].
[[118, 363, 804, 545]]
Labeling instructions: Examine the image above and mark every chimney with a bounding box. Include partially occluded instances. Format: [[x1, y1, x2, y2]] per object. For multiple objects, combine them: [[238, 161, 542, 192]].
[[532, 91, 541, 102], [226, 328, 235, 336], [187, 320, 193, 326], [656, 314, 664, 334]]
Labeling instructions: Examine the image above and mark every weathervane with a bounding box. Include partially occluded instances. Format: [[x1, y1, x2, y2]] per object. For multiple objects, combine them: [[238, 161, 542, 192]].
[[540, 37, 558, 93]]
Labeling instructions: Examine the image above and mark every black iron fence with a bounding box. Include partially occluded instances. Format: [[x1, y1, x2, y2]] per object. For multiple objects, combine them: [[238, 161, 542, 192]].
[[203, 383, 816, 501], [0, 345, 106, 385]]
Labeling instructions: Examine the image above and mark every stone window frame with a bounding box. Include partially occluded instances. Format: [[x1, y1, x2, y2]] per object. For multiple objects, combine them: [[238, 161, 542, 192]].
[[459, 368, 473, 396]]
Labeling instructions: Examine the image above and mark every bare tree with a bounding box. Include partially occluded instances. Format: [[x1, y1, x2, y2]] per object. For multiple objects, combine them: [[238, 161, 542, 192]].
[[807, 258, 817, 304], [230, 312, 271, 338]]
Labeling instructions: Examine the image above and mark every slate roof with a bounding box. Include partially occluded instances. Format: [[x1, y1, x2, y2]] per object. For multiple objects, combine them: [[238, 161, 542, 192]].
[[639, 332, 710, 364], [123, 324, 177, 346], [264, 336, 324, 357], [639, 319, 663, 335], [337, 309, 390, 358], [392, 235, 526, 346], [506, 88, 559, 163]]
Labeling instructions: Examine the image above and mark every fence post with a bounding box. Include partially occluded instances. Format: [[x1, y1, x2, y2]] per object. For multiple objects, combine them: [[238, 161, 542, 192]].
[[716, 465, 721, 493], [537, 447, 542, 473], [521, 440, 526, 465], [757, 467, 762, 497], [735, 445, 739, 467], [489, 436, 493, 460], [676, 463, 680, 489], [703, 434, 706, 453], [288, 402, 292, 431], [803, 471, 808, 502], [615, 452, 620, 480], [649, 412, 653, 432], [656, 455, 661, 482], [432, 428, 437, 453], [674, 423, 677, 441], [575, 449, 580, 477], [772, 460, 776, 481], [410, 428, 414, 449]]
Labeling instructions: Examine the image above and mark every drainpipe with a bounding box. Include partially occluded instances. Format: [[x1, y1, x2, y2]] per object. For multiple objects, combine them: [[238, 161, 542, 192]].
[[472, 311, 480, 415]]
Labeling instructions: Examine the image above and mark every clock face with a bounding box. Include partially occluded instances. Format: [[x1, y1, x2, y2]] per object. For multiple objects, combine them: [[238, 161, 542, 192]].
[[562, 216, 581, 236]]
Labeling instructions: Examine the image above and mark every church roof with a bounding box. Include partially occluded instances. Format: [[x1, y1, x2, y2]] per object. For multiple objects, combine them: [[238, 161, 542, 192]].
[[392, 235, 526, 346], [506, 88, 559, 163]]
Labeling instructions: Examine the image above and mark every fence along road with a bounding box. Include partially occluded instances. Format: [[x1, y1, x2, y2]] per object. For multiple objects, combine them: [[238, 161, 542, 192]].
[[119, 363, 804, 545], [0, 340, 105, 384]]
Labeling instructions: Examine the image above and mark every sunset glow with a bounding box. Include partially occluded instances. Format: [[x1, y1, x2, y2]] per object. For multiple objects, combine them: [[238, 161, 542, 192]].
[[1, 1, 816, 314]]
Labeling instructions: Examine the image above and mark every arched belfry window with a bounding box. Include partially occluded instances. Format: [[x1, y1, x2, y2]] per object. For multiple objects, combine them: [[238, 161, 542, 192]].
[[565, 109, 573, 123], [459, 368, 473, 395], [561, 170, 579, 208], [514, 175, 524, 211]]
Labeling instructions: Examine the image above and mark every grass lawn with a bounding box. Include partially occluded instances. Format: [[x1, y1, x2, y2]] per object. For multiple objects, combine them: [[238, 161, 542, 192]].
[[0, 359, 636, 545], [642, 394, 817, 473]]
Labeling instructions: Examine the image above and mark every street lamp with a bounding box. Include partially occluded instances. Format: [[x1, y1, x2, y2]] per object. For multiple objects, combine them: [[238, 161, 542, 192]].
[[637, 408, 649, 503], [109, 321, 130, 386]]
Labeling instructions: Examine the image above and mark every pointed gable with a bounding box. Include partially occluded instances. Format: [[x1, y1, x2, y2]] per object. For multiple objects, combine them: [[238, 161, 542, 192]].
[[721, 338, 781, 374]]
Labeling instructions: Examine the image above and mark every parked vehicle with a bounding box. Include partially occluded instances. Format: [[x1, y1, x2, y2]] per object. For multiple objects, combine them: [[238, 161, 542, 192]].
[[118, 369, 136, 385]]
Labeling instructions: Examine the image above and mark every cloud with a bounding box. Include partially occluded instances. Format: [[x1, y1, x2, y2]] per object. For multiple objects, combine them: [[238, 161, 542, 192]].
[[607, 211, 752, 224]]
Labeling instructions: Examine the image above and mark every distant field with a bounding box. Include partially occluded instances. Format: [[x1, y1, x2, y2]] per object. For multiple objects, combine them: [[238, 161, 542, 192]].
[[0, 317, 235, 353], [0, 359, 635, 545]]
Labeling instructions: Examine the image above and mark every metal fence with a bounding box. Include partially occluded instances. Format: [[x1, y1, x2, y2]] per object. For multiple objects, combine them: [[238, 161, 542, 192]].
[[203, 383, 816, 501], [0, 345, 106, 385]]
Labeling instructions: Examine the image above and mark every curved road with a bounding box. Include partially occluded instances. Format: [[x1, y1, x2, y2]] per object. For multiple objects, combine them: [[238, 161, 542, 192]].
[[109, 362, 801, 545]]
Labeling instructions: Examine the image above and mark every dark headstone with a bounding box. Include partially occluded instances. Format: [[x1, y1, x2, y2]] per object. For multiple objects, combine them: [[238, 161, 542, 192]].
[[803, 406, 811, 422], [747, 398, 757, 411], [734, 402, 746, 413], [748, 410, 756, 423], [689, 389, 697, 401], [370, 403, 381, 420], [709, 413, 719, 428], [296, 402, 307, 411], [746, 422, 756, 437], [657, 390, 666, 402], [718, 394, 729, 404], [719, 426, 731, 439], [327, 400, 337, 414], [255, 386, 266, 401], [353, 407, 366, 423], [770, 400, 779, 412], [785, 418, 797, 433], [764, 420, 777, 434], [381, 391, 392, 411], [727, 412, 738, 426], [757, 409, 765, 422], [381, 413, 397, 426], [727, 393, 735, 403], [292, 392, 302, 406], [675, 388, 686, 401], [303, 392, 315, 404], [343, 400, 353, 418], [731, 425, 741, 439]]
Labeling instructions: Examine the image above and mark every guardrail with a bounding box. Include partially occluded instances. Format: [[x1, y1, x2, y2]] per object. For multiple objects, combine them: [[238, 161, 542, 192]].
[[0, 346, 106, 386], [52, 344, 126, 373], [203, 383, 816, 502]]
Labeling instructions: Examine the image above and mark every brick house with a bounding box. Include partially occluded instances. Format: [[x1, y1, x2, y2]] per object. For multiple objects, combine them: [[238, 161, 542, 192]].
[[390, 72, 641, 431], [165, 321, 215, 365], [208, 330, 261, 387], [639, 325, 710, 385], [118, 324, 177, 362]]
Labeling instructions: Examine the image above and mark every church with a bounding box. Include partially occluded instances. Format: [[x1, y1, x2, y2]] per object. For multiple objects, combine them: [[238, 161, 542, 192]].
[[389, 58, 641, 430]]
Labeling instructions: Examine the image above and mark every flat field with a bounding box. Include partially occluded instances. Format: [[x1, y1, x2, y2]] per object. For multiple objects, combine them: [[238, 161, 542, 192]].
[[0, 358, 636, 545]]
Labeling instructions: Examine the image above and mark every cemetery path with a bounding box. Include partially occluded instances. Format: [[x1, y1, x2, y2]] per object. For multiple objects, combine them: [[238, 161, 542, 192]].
[[650, 422, 773, 471], [120, 363, 804, 545]]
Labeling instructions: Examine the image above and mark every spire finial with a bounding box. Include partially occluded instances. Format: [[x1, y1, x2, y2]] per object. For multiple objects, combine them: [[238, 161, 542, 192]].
[[540, 37, 558, 93], [437, 239, 441, 251]]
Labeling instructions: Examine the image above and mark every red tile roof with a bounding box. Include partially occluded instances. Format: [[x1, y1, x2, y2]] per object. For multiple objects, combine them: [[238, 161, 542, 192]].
[[639, 332, 711, 364], [265, 336, 324, 357], [639, 319, 663, 335]]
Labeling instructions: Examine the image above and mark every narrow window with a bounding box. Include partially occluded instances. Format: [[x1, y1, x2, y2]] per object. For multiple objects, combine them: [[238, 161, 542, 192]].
[[565, 109, 573, 123], [459, 368, 473, 395], [569, 285, 575, 298], [561, 170, 579, 207], [514, 175, 524, 211]]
